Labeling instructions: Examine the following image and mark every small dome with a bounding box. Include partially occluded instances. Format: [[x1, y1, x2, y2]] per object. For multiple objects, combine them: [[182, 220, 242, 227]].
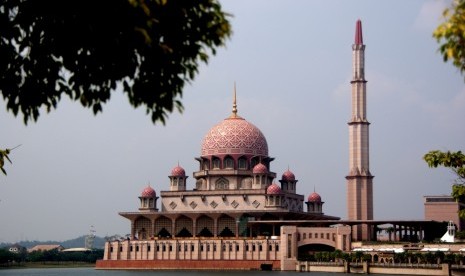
[[171, 165, 186, 177], [308, 192, 321, 202], [141, 186, 156, 198], [282, 169, 295, 181], [267, 183, 282, 195], [253, 163, 268, 174]]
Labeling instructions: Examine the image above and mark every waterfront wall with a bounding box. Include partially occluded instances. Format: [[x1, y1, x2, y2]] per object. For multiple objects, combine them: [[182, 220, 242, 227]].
[[96, 259, 280, 270], [369, 264, 449, 275], [297, 261, 453, 276], [103, 238, 281, 262]]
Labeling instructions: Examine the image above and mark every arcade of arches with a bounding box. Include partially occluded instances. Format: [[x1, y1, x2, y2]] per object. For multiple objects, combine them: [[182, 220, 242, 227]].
[[132, 214, 265, 240]]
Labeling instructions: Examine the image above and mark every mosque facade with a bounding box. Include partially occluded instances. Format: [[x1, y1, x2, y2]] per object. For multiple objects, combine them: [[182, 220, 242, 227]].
[[96, 20, 370, 271]]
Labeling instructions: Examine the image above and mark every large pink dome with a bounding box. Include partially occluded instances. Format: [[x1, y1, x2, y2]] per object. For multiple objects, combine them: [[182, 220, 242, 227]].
[[201, 117, 268, 157], [141, 186, 156, 198]]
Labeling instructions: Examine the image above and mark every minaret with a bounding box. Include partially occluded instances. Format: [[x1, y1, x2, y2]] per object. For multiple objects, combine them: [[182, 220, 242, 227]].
[[346, 19, 374, 241]]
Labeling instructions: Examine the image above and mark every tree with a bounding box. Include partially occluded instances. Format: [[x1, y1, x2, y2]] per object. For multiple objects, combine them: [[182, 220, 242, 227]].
[[424, 150, 465, 214], [434, 0, 465, 80], [0, 0, 231, 125]]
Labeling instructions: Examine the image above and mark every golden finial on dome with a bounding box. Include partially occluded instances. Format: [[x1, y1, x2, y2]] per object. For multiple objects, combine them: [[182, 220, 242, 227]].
[[230, 82, 238, 118], [228, 82, 243, 119]]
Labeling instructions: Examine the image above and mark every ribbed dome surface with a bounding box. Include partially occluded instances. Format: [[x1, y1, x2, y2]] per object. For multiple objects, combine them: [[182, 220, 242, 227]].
[[267, 183, 282, 195], [253, 163, 268, 174], [171, 165, 186, 177], [201, 117, 268, 157], [281, 170, 295, 181], [308, 192, 321, 202], [141, 186, 156, 198]]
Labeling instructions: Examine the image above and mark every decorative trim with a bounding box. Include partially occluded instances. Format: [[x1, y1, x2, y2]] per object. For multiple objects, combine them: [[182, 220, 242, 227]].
[[210, 201, 218, 209], [252, 200, 260, 208]]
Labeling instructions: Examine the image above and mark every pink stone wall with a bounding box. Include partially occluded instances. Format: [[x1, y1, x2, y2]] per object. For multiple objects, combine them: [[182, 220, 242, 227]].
[[96, 259, 280, 270]]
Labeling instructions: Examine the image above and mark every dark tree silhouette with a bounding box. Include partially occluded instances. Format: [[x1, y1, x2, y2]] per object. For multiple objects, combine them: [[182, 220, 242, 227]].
[[0, 0, 231, 124]]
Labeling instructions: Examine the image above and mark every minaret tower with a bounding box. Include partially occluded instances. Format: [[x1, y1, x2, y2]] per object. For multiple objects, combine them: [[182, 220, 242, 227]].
[[346, 19, 374, 241]]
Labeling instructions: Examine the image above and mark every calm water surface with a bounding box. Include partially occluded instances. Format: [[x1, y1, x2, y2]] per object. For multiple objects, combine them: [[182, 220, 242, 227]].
[[0, 267, 401, 276]]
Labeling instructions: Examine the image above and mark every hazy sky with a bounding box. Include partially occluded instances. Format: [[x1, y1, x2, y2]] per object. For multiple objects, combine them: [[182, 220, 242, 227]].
[[1, 0, 464, 243]]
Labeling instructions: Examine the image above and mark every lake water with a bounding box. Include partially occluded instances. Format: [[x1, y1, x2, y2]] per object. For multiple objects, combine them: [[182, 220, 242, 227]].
[[0, 267, 401, 276]]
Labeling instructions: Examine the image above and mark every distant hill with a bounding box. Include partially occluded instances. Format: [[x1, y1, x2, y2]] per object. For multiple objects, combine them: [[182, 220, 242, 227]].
[[0, 235, 106, 249]]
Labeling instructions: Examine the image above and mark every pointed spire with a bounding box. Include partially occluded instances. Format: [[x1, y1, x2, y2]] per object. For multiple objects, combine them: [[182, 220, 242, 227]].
[[354, 19, 363, 45], [230, 82, 241, 118]]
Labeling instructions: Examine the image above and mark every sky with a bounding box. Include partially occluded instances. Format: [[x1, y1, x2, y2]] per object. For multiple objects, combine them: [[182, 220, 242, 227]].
[[0, 0, 464, 243]]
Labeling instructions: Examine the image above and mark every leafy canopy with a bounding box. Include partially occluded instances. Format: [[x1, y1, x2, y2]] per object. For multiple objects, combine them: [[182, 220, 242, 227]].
[[0, 0, 231, 124], [424, 150, 465, 217], [424, 150, 465, 184], [434, 0, 465, 80]]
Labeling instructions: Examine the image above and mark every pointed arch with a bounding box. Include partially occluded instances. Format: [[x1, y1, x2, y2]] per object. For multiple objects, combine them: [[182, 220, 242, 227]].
[[202, 158, 210, 170], [154, 216, 172, 238], [215, 177, 229, 190], [238, 156, 248, 170], [224, 155, 234, 169], [134, 216, 151, 240], [196, 215, 214, 237], [212, 156, 220, 169], [175, 215, 193, 237], [218, 215, 236, 237]]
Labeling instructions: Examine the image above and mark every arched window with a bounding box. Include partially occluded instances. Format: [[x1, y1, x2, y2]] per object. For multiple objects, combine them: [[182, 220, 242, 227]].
[[154, 216, 172, 237], [196, 179, 206, 190], [224, 157, 234, 169], [251, 159, 258, 169], [135, 217, 151, 239], [212, 157, 220, 169], [215, 178, 229, 190], [197, 216, 214, 237], [217, 215, 236, 237], [238, 157, 247, 170], [203, 159, 210, 170]]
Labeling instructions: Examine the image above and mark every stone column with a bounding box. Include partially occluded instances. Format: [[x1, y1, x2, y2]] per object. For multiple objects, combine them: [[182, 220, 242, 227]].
[[130, 220, 135, 239], [214, 218, 218, 237], [172, 219, 176, 238], [193, 218, 197, 237]]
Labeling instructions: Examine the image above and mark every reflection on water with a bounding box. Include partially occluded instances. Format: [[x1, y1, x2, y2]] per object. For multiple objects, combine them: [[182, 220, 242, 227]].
[[0, 267, 400, 276]]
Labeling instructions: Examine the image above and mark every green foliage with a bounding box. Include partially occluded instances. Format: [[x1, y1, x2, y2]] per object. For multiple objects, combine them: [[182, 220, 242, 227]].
[[424, 150, 465, 217], [362, 254, 372, 263], [0, 0, 231, 124], [456, 230, 465, 239], [25, 249, 104, 263], [434, 0, 465, 80], [0, 248, 20, 264]]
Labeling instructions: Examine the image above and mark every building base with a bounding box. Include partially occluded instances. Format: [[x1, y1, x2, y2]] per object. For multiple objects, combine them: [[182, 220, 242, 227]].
[[95, 259, 281, 270]]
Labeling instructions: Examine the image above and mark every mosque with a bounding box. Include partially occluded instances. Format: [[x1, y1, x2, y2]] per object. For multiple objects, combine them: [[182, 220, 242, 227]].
[[96, 20, 436, 271]]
